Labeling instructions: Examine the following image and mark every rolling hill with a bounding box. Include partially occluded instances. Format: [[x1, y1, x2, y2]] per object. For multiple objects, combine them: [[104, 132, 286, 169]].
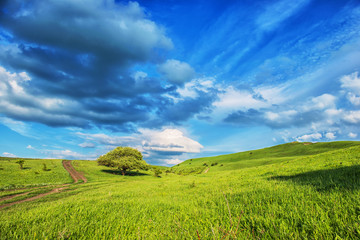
[[1, 141, 360, 239]]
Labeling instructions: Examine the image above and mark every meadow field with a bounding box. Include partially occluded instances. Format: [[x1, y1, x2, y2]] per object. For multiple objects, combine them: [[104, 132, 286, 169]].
[[1, 141, 360, 239]]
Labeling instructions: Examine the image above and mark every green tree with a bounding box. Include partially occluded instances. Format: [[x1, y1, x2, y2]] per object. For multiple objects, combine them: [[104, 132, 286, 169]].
[[97, 146, 148, 176], [16, 159, 25, 169]]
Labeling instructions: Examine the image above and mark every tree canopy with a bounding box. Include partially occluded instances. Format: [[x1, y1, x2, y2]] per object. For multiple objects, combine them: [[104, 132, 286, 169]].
[[97, 146, 148, 175]]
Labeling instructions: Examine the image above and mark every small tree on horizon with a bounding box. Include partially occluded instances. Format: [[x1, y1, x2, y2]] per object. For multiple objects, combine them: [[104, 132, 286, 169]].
[[15, 159, 25, 169], [97, 146, 149, 176]]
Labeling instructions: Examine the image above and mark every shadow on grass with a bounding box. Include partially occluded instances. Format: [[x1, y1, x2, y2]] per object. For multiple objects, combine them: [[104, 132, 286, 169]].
[[270, 165, 360, 192], [101, 169, 149, 176]]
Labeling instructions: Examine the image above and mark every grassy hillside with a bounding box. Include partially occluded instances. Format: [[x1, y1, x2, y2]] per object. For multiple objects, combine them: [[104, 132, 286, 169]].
[[1, 142, 360, 239], [0, 157, 73, 190], [172, 141, 360, 174]]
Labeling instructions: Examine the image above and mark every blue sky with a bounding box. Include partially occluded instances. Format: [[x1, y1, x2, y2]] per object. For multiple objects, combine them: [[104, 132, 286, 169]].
[[1, 0, 360, 165]]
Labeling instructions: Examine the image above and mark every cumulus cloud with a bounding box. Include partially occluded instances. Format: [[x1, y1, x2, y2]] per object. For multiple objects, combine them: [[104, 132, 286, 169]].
[[296, 133, 322, 142], [340, 72, 360, 94], [140, 128, 203, 153], [340, 72, 360, 106], [26, 145, 34, 149], [348, 132, 357, 138], [2, 152, 17, 157], [343, 111, 360, 124], [158, 59, 195, 85], [309, 94, 336, 110], [325, 132, 336, 140]]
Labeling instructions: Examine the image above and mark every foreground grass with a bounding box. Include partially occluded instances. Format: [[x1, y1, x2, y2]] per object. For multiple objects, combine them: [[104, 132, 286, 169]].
[[0, 158, 72, 190], [1, 144, 360, 239]]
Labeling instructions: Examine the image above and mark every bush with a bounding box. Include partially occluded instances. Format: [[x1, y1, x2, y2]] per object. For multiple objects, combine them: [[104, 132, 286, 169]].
[[42, 163, 50, 171], [152, 167, 162, 177]]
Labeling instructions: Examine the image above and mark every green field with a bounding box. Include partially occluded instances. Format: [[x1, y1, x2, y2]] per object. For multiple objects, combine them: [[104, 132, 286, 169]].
[[1, 141, 360, 239], [0, 157, 73, 190]]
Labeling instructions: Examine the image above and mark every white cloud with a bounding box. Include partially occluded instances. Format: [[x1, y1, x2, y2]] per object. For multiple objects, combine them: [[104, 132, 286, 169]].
[[78, 142, 96, 148], [2, 152, 17, 157], [340, 72, 360, 93], [343, 111, 360, 124], [325, 132, 336, 140], [176, 77, 215, 99], [348, 132, 357, 138], [310, 94, 336, 110], [346, 93, 360, 106], [165, 159, 183, 165], [26, 145, 34, 149], [340, 72, 360, 106], [212, 83, 288, 122], [140, 128, 203, 153], [296, 133, 322, 142], [213, 87, 267, 110], [264, 110, 297, 122], [158, 59, 195, 84], [132, 71, 148, 81]]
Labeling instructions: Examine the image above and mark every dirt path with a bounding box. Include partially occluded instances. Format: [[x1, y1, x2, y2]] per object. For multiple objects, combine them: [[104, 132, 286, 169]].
[[62, 160, 87, 183], [0, 160, 87, 209], [0, 192, 31, 202]]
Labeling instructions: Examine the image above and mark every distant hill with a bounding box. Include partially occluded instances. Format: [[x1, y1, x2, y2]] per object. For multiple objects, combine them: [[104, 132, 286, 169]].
[[171, 141, 360, 174]]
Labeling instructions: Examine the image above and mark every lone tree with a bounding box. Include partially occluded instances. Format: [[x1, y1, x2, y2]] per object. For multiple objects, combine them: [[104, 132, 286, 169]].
[[97, 146, 148, 176], [15, 159, 25, 169]]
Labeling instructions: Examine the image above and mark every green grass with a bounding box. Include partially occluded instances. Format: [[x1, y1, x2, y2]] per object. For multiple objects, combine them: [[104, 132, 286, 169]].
[[0, 141, 360, 239], [0, 157, 73, 190], [172, 141, 360, 174]]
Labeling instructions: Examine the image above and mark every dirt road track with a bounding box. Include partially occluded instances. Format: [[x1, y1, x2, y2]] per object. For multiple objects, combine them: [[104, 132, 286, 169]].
[[62, 160, 87, 183], [0, 160, 87, 209]]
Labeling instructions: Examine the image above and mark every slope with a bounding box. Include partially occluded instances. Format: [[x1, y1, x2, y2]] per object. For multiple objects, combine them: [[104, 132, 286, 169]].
[[172, 141, 360, 174]]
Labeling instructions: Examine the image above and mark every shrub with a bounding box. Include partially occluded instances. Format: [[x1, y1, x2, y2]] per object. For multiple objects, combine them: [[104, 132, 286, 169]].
[[15, 159, 25, 169], [152, 167, 162, 177], [42, 163, 49, 171]]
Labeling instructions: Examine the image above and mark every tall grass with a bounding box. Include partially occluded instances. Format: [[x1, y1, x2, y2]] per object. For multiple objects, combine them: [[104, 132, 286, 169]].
[[0, 158, 72, 190], [0, 143, 360, 239]]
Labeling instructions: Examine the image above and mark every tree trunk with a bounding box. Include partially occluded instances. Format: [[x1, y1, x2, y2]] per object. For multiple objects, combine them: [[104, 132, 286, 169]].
[[121, 170, 125, 176]]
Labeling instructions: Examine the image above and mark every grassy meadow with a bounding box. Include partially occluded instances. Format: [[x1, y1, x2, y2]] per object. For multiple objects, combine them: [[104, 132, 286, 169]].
[[1, 141, 360, 239], [0, 157, 73, 190]]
